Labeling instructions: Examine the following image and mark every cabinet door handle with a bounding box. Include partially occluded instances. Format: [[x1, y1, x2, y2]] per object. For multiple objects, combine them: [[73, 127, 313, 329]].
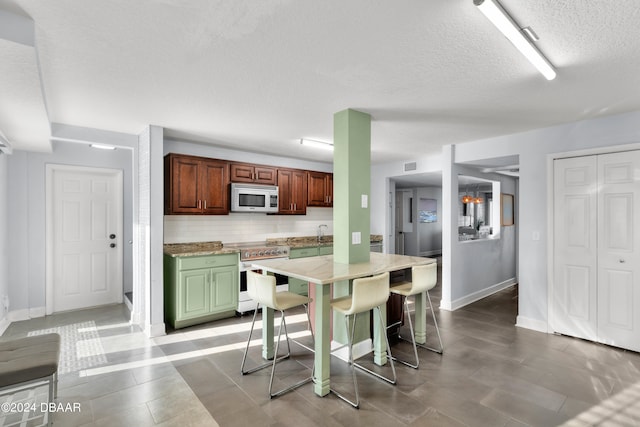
[[204, 200, 207, 209], [198, 200, 201, 209]]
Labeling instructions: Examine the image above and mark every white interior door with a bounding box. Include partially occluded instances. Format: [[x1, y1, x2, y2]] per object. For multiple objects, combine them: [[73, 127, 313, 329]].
[[597, 151, 640, 351], [50, 166, 123, 312], [552, 150, 640, 352], [552, 156, 598, 342]]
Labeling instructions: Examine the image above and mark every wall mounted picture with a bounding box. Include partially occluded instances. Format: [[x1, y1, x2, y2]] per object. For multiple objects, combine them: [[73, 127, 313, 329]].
[[419, 198, 437, 223], [501, 193, 514, 226]]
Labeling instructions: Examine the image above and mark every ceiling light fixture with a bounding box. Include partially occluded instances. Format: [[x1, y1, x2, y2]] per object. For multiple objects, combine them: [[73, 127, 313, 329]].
[[90, 143, 116, 150], [473, 0, 556, 80], [300, 138, 333, 151]]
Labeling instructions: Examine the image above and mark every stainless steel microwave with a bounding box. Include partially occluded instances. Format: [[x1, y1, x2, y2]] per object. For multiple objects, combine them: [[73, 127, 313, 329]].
[[230, 183, 279, 213]]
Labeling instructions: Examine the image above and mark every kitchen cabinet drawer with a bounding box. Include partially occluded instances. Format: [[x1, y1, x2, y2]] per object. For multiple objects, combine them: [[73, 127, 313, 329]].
[[178, 253, 238, 270], [289, 247, 319, 258], [230, 162, 277, 185]]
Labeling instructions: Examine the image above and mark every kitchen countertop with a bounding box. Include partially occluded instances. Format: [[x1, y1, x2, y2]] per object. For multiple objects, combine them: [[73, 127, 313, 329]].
[[251, 252, 432, 285], [164, 234, 384, 257], [163, 241, 235, 257]]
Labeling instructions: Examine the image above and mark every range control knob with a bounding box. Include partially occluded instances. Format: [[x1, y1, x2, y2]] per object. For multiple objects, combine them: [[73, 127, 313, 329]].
[[244, 251, 250, 258]]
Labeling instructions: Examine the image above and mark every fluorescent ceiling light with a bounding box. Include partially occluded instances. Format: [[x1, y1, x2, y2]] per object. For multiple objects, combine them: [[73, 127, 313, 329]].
[[474, 0, 556, 80], [300, 138, 333, 151], [90, 143, 117, 150]]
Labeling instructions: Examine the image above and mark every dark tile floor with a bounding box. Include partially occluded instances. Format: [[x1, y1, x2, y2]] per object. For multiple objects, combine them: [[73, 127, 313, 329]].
[[3, 263, 640, 426]]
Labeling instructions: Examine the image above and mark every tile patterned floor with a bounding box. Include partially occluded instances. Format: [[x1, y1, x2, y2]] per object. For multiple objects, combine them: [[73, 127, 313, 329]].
[[2, 266, 640, 426], [28, 321, 108, 375]]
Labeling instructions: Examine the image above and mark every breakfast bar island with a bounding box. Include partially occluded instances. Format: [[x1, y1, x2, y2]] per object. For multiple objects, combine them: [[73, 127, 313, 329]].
[[251, 252, 436, 397]]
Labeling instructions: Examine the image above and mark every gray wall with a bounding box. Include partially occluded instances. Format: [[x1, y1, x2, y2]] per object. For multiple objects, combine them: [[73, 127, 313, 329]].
[[7, 141, 134, 313], [0, 153, 8, 326]]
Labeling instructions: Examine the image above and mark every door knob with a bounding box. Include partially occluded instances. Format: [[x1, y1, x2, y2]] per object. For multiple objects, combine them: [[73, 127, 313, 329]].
[[110, 243, 116, 248], [109, 234, 116, 239]]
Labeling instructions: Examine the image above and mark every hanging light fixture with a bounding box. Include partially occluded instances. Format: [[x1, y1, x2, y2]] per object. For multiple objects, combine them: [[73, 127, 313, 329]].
[[461, 185, 473, 204], [474, 185, 483, 204]]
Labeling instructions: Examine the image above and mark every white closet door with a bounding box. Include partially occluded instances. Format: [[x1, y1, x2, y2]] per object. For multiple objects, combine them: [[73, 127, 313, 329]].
[[597, 151, 640, 351], [552, 156, 598, 342]]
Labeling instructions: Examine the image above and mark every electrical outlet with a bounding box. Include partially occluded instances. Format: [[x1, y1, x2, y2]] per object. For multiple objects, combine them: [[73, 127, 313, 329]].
[[352, 231, 361, 244]]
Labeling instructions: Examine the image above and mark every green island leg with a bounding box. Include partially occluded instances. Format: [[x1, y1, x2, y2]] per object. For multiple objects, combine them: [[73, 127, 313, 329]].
[[373, 302, 388, 366], [262, 306, 274, 360], [314, 282, 331, 396]]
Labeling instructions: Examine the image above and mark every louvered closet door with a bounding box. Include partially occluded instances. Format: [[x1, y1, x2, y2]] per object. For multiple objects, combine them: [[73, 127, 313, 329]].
[[597, 151, 640, 352], [552, 156, 598, 342], [553, 151, 640, 352]]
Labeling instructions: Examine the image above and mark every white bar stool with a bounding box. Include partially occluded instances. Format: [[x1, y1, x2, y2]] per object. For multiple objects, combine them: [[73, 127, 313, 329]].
[[330, 271, 397, 409], [240, 270, 314, 398], [389, 263, 443, 369]]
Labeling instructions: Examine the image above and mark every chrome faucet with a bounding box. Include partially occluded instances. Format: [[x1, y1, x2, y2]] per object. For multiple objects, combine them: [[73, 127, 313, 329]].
[[317, 224, 328, 243]]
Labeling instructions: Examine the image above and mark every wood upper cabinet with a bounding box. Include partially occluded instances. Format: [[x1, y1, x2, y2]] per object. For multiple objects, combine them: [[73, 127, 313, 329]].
[[230, 162, 277, 185], [307, 171, 333, 207], [165, 154, 229, 215], [277, 168, 307, 215]]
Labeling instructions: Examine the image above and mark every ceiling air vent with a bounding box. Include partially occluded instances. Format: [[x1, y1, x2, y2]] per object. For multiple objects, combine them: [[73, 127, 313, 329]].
[[404, 162, 417, 172]]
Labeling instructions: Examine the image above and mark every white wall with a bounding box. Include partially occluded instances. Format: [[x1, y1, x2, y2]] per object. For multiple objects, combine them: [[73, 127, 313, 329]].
[[6, 141, 134, 316], [0, 153, 8, 332], [164, 139, 332, 173], [453, 109, 640, 331]]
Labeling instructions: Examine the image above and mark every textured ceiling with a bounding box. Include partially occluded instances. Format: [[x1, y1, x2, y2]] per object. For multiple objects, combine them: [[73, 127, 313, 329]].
[[1, 0, 640, 163]]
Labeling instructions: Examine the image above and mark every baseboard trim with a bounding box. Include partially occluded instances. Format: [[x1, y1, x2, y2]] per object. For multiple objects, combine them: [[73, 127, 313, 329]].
[[29, 307, 46, 318], [146, 322, 166, 338], [0, 317, 10, 336], [516, 315, 549, 333], [8, 309, 30, 322], [441, 278, 518, 311]]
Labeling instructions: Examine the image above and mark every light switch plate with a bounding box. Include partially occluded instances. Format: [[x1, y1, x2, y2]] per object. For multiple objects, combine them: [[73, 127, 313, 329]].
[[361, 194, 368, 208], [352, 231, 361, 244]]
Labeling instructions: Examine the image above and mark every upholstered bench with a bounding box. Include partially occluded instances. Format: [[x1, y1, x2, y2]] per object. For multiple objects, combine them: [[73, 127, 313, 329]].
[[0, 333, 61, 426]]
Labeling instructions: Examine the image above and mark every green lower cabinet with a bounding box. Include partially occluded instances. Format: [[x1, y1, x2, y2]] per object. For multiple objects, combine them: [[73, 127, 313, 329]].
[[319, 245, 333, 255], [288, 246, 332, 295], [287, 247, 320, 296], [179, 268, 211, 319], [165, 253, 239, 329]]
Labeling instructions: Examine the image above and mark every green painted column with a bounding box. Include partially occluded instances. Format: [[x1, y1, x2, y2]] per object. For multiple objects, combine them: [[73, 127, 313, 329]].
[[333, 108, 371, 264], [330, 109, 386, 364]]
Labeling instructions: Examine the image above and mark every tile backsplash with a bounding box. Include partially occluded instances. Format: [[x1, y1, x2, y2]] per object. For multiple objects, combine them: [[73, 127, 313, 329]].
[[164, 207, 334, 244]]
